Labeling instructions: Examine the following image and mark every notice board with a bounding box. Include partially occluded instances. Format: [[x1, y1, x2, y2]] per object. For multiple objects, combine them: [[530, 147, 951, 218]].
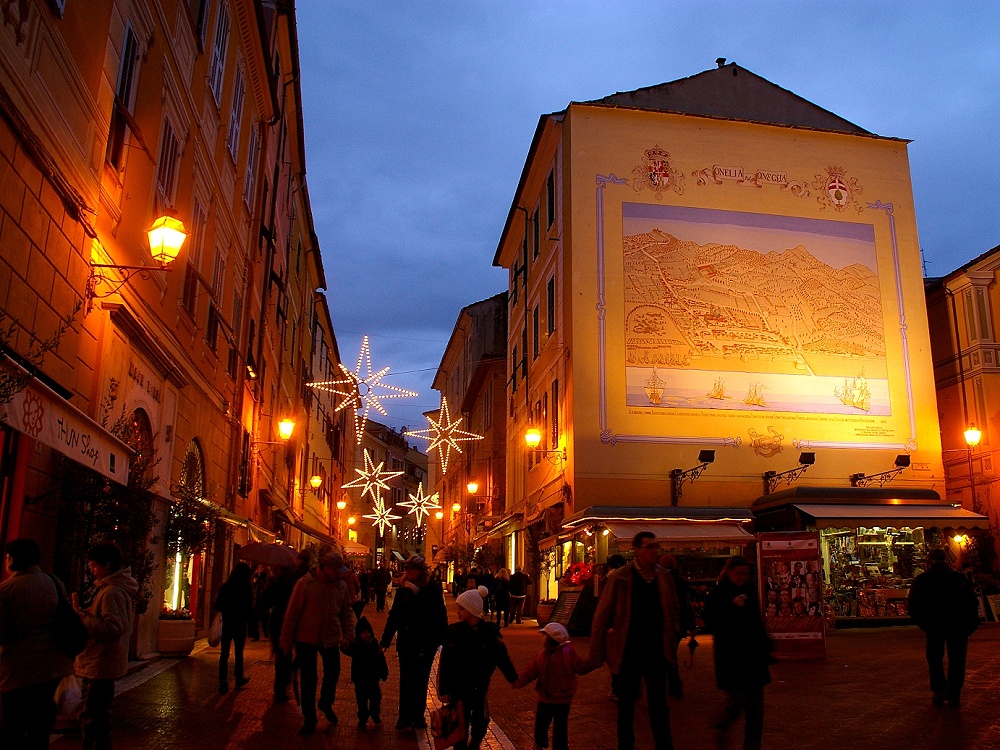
[[758, 531, 826, 660]]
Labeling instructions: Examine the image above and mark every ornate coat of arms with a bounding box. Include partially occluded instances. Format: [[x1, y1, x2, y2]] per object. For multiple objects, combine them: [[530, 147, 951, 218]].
[[633, 146, 685, 198], [812, 166, 863, 213]]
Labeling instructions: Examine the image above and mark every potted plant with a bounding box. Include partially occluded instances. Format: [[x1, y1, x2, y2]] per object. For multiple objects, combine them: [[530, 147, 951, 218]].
[[157, 607, 196, 656], [536, 599, 557, 626]]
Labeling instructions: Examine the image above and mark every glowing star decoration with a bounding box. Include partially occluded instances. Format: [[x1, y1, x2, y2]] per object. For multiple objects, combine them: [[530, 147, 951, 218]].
[[399, 484, 441, 527], [307, 336, 417, 443], [363, 497, 402, 536], [405, 396, 483, 475], [342, 448, 404, 502]]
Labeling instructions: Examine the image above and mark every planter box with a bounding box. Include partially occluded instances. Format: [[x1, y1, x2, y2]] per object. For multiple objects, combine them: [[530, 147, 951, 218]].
[[536, 602, 555, 626], [157, 619, 196, 656]]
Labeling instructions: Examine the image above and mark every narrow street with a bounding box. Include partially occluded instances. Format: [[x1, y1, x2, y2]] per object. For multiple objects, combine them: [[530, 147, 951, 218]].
[[48, 607, 1000, 749]]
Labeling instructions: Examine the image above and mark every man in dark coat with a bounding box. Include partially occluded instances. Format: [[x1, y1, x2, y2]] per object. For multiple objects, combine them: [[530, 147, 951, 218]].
[[588, 531, 680, 750], [380, 555, 448, 730], [509, 567, 530, 624], [907, 548, 980, 707]]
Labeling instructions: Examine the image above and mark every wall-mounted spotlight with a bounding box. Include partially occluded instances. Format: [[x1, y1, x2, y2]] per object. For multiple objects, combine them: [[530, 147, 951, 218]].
[[763, 452, 815, 495], [668, 449, 716, 506], [849, 454, 910, 487]]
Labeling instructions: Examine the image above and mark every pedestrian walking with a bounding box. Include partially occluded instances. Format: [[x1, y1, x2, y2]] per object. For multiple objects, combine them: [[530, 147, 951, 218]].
[[342, 616, 389, 729], [262, 549, 311, 702], [703, 555, 773, 750], [371, 564, 392, 612], [493, 568, 512, 627], [280, 552, 357, 736], [907, 547, 980, 707], [509, 566, 530, 624], [513, 622, 594, 750], [214, 562, 254, 693], [0, 538, 75, 749], [438, 585, 519, 750], [379, 554, 448, 730], [250, 566, 271, 641], [587, 531, 680, 750]]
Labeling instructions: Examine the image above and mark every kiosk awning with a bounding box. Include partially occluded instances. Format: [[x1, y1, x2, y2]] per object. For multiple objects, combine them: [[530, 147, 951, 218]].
[[606, 521, 753, 543], [793, 503, 988, 529], [343, 540, 370, 556]]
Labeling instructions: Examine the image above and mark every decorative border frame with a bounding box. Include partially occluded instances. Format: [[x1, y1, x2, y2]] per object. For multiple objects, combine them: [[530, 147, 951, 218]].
[[595, 175, 917, 452]]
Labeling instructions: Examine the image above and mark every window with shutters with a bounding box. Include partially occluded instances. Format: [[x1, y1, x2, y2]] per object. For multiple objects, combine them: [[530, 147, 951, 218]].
[[243, 122, 260, 208], [107, 25, 140, 171], [181, 198, 207, 315], [187, 0, 211, 48], [225, 66, 245, 160], [208, 2, 230, 106], [155, 120, 181, 206], [547, 275, 556, 335]]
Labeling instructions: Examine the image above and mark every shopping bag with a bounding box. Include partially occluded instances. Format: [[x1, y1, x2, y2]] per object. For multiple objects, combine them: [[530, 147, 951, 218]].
[[54, 673, 82, 715], [430, 700, 465, 750], [208, 612, 224, 647]]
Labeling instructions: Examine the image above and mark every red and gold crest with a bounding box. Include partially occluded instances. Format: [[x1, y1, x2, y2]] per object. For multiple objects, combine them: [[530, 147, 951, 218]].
[[811, 166, 863, 213], [633, 146, 685, 198]]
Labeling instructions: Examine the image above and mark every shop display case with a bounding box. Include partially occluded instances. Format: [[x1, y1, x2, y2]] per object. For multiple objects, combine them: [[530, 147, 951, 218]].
[[820, 525, 927, 619]]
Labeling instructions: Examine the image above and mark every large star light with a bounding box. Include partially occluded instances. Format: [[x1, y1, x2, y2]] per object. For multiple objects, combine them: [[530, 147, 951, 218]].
[[307, 335, 417, 443], [342, 448, 404, 502], [363, 497, 402, 536], [399, 484, 441, 526], [405, 396, 483, 474]]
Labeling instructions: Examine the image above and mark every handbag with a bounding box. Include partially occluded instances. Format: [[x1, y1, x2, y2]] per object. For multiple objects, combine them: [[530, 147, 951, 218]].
[[430, 700, 465, 750], [208, 612, 224, 647], [48, 575, 89, 658]]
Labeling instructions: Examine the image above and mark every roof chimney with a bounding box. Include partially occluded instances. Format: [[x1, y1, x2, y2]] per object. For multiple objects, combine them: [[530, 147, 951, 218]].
[[716, 57, 727, 68]]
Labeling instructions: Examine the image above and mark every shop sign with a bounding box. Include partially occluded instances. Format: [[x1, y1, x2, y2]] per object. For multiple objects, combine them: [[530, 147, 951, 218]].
[[1, 377, 131, 485], [758, 531, 826, 660]]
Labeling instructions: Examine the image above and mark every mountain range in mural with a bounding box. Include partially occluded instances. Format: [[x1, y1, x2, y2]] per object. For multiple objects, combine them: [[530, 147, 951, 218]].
[[623, 229, 885, 379]]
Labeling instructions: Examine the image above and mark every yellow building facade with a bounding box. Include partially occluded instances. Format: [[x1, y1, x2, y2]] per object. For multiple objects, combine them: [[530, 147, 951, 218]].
[[495, 64, 971, 615]]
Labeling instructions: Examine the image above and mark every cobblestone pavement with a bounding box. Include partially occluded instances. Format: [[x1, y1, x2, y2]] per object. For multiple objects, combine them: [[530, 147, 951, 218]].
[[47, 605, 1000, 749]]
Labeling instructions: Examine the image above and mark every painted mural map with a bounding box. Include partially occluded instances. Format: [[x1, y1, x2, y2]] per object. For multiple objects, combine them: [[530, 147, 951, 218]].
[[623, 203, 889, 415]]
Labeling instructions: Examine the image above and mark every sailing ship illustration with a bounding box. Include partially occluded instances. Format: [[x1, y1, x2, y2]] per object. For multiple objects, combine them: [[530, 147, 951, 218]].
[[834, 370, 872, 411], [644, 367, 665, 405], [707, 377, 728, 400], [743, 381, 767, 408]]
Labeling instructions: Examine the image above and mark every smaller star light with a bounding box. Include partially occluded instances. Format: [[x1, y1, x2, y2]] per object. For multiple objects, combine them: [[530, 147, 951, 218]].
[[307, 335, 418, 443], [405, 396, 483, 475], [342, 448, 404, 502], [363, 497, 402, 536], [399, 484, 441, 526]]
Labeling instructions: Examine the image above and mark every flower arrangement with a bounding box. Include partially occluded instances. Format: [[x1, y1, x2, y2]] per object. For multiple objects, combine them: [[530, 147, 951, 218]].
[[159, 606, 193, 620], [561, 562, 593, 586]]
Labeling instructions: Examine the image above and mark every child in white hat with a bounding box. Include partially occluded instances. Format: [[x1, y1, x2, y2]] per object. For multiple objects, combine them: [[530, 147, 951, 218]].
[[438, 586, 518, 749], [513, 622, 595, 750]]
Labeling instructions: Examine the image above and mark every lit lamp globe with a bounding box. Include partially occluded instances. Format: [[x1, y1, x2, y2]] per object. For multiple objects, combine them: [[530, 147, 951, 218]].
[[524, 428, 542, 449], [347, 515, 356, 525], [452, 502, 462, 513], [309, 475, 323, 489], [965, 425, 982, 448], [277, 419, 295, 441], [336, 500, 347, 511], [146, 214, 187, 266], [435, 511, 444, 520], [466, 480, 479, 495]]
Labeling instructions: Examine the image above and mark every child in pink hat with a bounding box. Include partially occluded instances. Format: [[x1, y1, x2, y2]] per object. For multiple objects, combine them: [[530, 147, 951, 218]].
[[513, 622, 595, 750]]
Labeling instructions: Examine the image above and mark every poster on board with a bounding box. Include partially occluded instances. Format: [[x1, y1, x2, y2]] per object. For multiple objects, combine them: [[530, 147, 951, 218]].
[[758, 531, 826, 660]]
